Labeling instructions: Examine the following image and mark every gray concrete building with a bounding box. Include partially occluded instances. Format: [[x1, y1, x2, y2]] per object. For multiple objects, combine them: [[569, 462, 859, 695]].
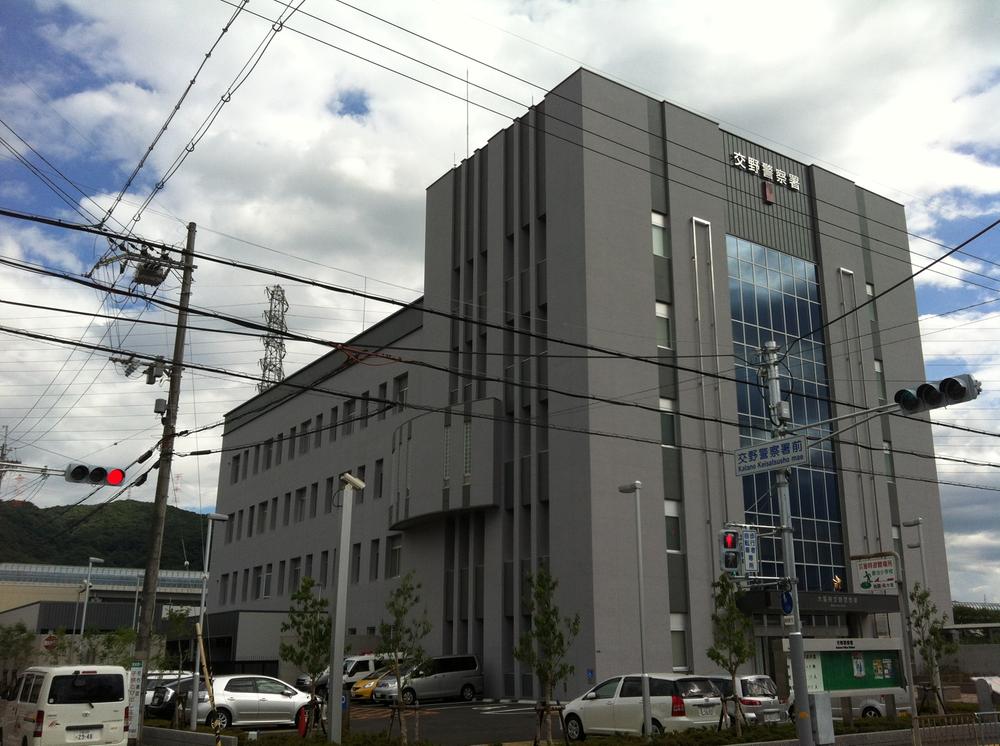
[[209, 69, 949, 695]]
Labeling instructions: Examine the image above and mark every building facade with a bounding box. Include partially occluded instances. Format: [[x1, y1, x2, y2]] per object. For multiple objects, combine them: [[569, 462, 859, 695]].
[[209, 69, 949, 695]]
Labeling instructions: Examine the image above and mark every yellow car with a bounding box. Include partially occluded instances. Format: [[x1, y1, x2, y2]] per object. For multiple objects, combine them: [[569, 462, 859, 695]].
[[351, 667, 393, 701]]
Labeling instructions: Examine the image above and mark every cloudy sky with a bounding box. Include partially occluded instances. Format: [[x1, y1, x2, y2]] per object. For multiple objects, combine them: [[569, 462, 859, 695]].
[[1, 1, 998, 602]]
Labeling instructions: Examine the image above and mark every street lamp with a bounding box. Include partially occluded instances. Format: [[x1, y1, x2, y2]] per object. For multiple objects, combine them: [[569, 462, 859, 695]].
[[79, 556, 104, 660], [902, 517, 928, 590], [329, 472, 364, 744], [618, 480, 652, 740], [190, 512, 228, 731]]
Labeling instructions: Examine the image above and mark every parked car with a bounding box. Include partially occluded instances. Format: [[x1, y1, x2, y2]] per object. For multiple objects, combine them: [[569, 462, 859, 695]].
[[143, 670, 187, 706], [186, 674, 312, 729], [706, 674, 787, 724], [294, 673, 313, 690], [350, 667, 393, 701], [562, 674, 722, 740], [0, 665, 129, 746], [372, 655, 483, 705], [147, 676, 202, 720], [787, 691, 910, 720], [316, 653, 399, 698]]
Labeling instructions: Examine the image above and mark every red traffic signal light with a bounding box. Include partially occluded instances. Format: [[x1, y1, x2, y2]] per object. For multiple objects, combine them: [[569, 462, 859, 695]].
[[719, 529, 742, 575], [64, 464, 127, 486]]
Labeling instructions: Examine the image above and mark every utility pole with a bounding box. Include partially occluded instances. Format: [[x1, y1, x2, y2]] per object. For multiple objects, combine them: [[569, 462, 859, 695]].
[[134, 222, 196, 740], [760, 340, 814, 746]]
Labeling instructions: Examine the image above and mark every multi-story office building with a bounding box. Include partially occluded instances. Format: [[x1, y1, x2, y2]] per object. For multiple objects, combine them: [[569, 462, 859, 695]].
[[209, 69, 949, 694]]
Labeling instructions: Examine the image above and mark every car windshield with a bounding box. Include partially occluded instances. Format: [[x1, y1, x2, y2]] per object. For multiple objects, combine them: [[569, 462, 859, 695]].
[[677, 678, 717, 698], [743, 677, 777, 697]]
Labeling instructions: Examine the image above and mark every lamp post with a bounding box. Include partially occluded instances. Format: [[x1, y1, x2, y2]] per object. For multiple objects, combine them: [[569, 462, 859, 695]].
[[190, 512, 228, 731], [329, 472, 364, 744], [79, 556, 104, 660], [618, 480, 652, 740]]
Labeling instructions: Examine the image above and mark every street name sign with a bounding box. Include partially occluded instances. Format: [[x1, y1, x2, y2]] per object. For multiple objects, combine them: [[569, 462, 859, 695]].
[[734, 435, 808, 477]]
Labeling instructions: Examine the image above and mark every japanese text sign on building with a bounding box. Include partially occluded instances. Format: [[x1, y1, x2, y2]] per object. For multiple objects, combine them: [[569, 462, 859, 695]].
[[731, 151, 802, 191], [742, 529, 759, 575], [851, 555, 898, 593], [734, 436, 808, 477]]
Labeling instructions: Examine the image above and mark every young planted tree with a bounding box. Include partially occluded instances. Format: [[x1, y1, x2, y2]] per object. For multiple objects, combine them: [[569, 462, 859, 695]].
[[377, 571, 431, 746], [43, 629, 74, 666], [0, 622, 36, 693], [706, 573, 755, 737], [513, 566, 581, 746], [279, 576, 331, 736], [909, 582, 958, 715]]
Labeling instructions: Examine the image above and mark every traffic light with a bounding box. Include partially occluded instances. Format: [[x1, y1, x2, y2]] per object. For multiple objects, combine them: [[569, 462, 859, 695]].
[[720, 529, 742, 576], [894, 374, 981, 415], [64, 464, 127, 486]]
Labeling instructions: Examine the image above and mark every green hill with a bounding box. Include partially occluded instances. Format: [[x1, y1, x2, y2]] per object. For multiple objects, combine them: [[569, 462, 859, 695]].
[[0, 499, 205, 570]]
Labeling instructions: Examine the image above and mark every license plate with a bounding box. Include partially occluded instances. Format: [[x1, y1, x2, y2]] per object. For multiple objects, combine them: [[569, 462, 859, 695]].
[[765, 712, 780, 722], [73, 731, 97, 742]]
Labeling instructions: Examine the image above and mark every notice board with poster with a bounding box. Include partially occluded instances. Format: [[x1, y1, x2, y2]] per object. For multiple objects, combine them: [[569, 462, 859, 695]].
[[782, 637, 907, 699]]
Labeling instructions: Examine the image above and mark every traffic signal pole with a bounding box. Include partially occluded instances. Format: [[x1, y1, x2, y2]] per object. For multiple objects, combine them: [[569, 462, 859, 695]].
[[134, 222, 196, 742], [761, 340, 814, 746]]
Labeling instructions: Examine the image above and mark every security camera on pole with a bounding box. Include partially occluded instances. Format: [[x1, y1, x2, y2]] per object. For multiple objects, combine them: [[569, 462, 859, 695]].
[[760, 340, 814, 746]]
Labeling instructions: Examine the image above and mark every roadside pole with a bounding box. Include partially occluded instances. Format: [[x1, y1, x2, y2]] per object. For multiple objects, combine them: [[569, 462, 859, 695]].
[[133, 222, 197, 743], [761, 340, 815, 746]]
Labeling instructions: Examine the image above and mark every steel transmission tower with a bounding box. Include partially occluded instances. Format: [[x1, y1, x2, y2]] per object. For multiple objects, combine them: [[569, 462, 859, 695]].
[[258, 284, 288, 393]]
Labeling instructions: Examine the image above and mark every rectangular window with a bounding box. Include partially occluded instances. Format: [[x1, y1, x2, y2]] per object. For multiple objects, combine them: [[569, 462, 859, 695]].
[[350, 543, 361, 584], [320, 550, 329, 587], [355, 465, 366, 503], [290, 557, 302, 592], [230, 571, 237, 604], [305, 553, 313, 579], [463, 420, 472, 480], [874, 359, 887, 404], [309, 482, 318, 518], [236, 510, 244, 541], [651, 211, 669, 258], [299, 419, 310, 455], [258, 501, 267, 534], [241, 450, 249, 481], [374, 458, 384, 500], [443, 425, 452, 485], [655, 301, 673, 349], [660, 397, 677, 446], [277, 560, 286, 596], [252, 566, 263, 600], [671, 630, 688, 670], [263, 439, 273, 470], [270, 497, 278, 530], [295, 487, 306, 522], [883, 441, 896, 484], [230, 455, 240, 485], [219, 574, 229, 605], [288, 427, 297, 460], [283, 492, 291, 526], [343, 400, 355, 436], [361, 391, 370, 428], [369, 539, 380, 581], [325, 477, 335, 513], [386, 535, 402, 578], [241, 569, 249, 602], [252, 445, 260, 475], [394, 373, 408, 412], [378, 383, 388, 420], [314, 413, 323, 447], [247, 506, 255, 538], [225, 515, 235, 544], [330, 407, 338, 442], [275, 434, 283, 465]]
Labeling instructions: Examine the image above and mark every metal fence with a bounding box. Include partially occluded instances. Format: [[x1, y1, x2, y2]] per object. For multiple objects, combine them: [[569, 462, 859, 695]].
[[916, 712, 1000, 745]]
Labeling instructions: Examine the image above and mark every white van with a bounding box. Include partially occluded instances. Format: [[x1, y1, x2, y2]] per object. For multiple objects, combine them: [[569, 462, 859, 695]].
[[0, 665, 129, 746]]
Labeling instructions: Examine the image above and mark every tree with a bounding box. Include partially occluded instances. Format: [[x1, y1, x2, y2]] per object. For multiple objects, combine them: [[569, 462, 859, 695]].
[[0, 622, 36, 693], [378, 571, 431, 746], [513, 566, 581, 746], [706, 573, 754, 737], [909, 582, 958, 715], [279, 576, 331, 736], [42, 629, 74, 666]]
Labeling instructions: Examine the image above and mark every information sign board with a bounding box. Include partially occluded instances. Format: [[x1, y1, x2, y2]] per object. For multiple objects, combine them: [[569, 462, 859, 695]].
[[742, 529, 759, 574], [128, 660, 144, 738], [851, 554, 898, 593], [734, 436, 807, 477]]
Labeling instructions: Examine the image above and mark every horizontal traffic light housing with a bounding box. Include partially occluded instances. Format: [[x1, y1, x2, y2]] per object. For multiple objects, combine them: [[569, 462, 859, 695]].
[[894, 374, 980, 415], [64, 464, 126, 486]]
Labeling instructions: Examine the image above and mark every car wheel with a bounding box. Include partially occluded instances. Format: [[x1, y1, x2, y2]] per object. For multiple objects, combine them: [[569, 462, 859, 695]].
[[460, 684, 475, 701], [650, 719, 664, 736], [208, 708, 231, 730], [401, 688, 416, 706], [861, 706, 882, 718], [564, 714, 585, 741]]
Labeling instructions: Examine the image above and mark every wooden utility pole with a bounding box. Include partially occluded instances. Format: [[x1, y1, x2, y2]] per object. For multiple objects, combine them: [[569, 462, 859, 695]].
[[133, 222, 197, 742]]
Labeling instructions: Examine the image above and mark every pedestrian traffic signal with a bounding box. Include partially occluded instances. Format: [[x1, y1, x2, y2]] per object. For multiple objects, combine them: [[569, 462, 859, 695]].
[[64, 464, 127, 486], [894, 374, 981, 415], [720, 529, 742, 576]]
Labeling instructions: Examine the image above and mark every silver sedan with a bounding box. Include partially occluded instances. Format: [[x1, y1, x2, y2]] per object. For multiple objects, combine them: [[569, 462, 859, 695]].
[[188, 674, 313, 729]]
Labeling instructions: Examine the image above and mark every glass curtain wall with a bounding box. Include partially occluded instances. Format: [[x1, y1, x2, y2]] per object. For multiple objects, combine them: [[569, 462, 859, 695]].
[[726, 235, 845, 591]]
